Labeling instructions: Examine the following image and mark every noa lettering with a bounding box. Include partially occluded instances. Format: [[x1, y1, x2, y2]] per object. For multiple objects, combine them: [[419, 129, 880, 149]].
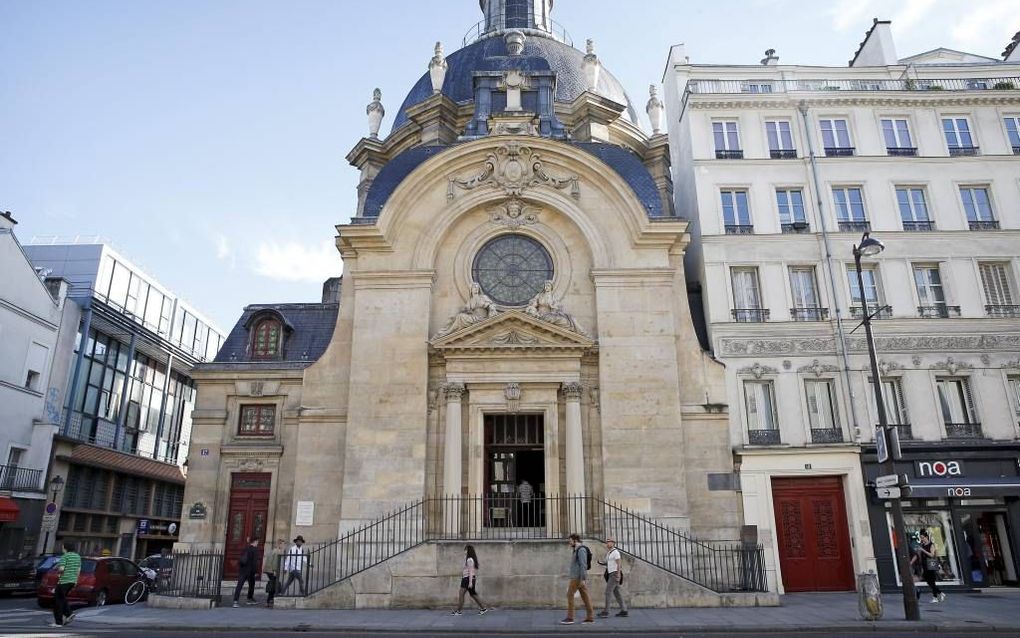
[[917, 460, 963, 477]]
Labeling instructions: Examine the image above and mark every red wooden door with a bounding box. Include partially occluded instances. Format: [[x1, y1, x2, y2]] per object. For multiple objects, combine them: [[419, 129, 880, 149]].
[[224, 473, 270, 579], [772, 476, 855, 592]]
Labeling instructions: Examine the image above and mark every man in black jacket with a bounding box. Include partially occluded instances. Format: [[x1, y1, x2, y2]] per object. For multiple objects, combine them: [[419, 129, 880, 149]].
[[232, 537, 260, 607]]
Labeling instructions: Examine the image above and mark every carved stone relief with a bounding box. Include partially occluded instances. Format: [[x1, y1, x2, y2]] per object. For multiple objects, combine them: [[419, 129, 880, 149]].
[[504, 383, 521, 413], [489, 197, 540, 229], [737, 362, 778, 379], [490, 330, 540, 345], [720, 334, 1020, 357], [561, 382, 584, 401], [447, 142, 580, 201], [797, 359, 841, 377], [930, 356, 973, 376]]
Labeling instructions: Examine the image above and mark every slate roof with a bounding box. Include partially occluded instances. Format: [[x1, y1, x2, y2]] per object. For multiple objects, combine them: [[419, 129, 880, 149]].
[[392, 34, 637, 132], [207, 303, 339, 370], [59, 444, 185, 484], [362, 142, 665, 220]]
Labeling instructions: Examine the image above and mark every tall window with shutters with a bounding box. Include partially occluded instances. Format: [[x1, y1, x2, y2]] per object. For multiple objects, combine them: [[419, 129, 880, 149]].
[[251, 318, 282, 360], [805, 379, 840, 431], [867, 378, 909, 425], [1008, 376, 1020, 423], [979, 262, 1015, 315], [744, 381, 778, 433], [789, 267, 824, 320], [936, 377, 979, 428], [913, 264, 949, 317]]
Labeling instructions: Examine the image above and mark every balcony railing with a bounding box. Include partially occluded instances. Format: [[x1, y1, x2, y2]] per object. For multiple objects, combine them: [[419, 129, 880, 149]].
[[838, 220, 871, 233], [770, 149, 798, 159], [684, 77, 1020, 96], [791, 307, 829, 321], [781, 222, 811, 234], [747, 429, 781, 445], [824, 147, 855, 157], [886, 147, 918, 157], [902, 220, 935, 231], [1013, 145, 1020, 155], [948, 146, 980, 157], [945, 422, 983, 439], [732, 308, 770, 323], [810, 428, 844, 444], [715, 149, 744, 159], [725, 224, 754, 235], [986, 304, 1020, 318], [462, 15, 573, 47], [968, 220, 1000, 230], [917, 305, 961, 319], [0, 464, 44, 492], [851, 305, 892, 319]]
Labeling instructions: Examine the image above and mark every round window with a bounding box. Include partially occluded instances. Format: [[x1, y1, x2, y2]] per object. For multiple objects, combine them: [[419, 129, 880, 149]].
[[471, 235, 554, 306]]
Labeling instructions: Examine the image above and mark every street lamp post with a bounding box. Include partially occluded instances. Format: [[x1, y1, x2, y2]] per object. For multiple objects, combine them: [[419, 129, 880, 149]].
[[853, 232, 920, 621], [42, 475, 65, 554]]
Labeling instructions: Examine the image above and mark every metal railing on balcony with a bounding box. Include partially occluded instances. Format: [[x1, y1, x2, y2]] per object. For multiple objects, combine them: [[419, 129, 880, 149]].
[[886, 147, 918, 157], [945, 422, 983, 439], [684, 77, 1020, 96], [986, 304, 1020, 318], [824, 147, 855, 157], [902, 220, 935, 231], [791, 307, 829, 321], [1013, 145, 1020, 155], [274, 495, 768, 599], [0, 464, 44, 492], [732, 308, 770, 323], [715, 149, 744, 159], [770, 149, 798, 159], [917, 305, 961, 319], [781, 222, 810, 234], [851, 305, 892, 319], [968, 220, 1000, 230], [724, 224, 754, 235], [838, 220, 871, 233], [810, 428, 844, 444], [747, 429, 781, 446], [949, 146, 980, 157]]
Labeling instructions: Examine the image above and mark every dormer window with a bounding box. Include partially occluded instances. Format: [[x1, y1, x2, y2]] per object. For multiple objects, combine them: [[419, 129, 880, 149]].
[[252, 318, 282, 359]]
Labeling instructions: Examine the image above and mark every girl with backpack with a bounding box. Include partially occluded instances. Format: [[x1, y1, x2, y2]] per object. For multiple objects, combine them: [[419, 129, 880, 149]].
[[451, 545, 489, 615]]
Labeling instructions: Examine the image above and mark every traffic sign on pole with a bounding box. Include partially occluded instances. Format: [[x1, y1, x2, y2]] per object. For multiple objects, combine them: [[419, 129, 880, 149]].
[[876, 487, 901, 499], [875, 427, 889, 463], [875, 474, 900, 488]]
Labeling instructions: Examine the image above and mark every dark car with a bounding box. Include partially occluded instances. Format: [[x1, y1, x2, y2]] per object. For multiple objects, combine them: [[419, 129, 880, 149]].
[[37, 556, 142, 608], [0, 557, 37, 595]]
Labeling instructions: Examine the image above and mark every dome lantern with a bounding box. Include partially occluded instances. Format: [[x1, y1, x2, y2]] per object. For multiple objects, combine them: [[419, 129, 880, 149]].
[[480, 0, 554, 35]]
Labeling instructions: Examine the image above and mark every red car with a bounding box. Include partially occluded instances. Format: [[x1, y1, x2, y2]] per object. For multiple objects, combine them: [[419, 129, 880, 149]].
[[37, 557, 142, 608]]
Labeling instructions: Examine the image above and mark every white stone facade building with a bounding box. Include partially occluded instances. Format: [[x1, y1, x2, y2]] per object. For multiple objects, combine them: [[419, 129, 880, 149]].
[[664, 22, 1020, 593]]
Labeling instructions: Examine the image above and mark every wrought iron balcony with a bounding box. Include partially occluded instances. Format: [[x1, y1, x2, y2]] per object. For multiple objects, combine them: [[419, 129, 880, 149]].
[[1013, 145, 1020, 155], [949, 146, 980, 157], [902, 220, 935, 231], [838, 220, 871, 233], [790, 307, 829, 321], [770, 149, 798, 159], [732, 308, 770, 323], [715, 149, 744, 159], [824, 147, 855, 157], [0, 464, 44, 492], [724, 224, 755, 235], [945, 422, 983, 439], [917, 305, 961, 319], [887, 147, 918, 157], [968, 220, 1000, 230], [810, 428, 844, 444], [781, 222, 811, 234], [986, 304, 1020, 318], [851, 305, 892, 319], [747, 429, 781, 445]]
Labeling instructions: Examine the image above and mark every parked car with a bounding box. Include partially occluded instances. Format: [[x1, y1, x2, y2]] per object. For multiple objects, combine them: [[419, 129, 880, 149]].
[[0, 557, 37, 596], [37, 556, 142, 608]]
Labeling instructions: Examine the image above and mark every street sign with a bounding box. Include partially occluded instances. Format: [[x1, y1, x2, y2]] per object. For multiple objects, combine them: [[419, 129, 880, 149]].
[[875, 474, 900, 488], [136, 519, 150, 535], [40, 502, 59, 532], [876, 427, 889, 463], [876, 487, 901, 499]]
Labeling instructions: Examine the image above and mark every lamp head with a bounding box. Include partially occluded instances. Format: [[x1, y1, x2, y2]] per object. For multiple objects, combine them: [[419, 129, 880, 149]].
[[857, 232, 885, 257], [49, 475, 65, 492]]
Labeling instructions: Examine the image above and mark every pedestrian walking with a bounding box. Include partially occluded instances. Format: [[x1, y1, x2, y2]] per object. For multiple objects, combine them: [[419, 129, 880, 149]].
[[232, 537, 261, 607], [264, 538, 286, 608], [917, 529, 946, 603], [597, 538, 628, 618], [280, 535, 308, 596], [50, 541, 81, 628], [451, 545, 489, 616], [561, 533, 594, 625]]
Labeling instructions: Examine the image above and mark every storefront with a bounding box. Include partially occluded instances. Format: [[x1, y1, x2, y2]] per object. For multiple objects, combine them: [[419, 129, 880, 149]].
[[863, 444, 1020, 590]]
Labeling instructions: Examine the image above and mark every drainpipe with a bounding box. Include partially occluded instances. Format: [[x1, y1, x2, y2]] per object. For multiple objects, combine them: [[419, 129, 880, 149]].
[[797, 102, 862, 441]]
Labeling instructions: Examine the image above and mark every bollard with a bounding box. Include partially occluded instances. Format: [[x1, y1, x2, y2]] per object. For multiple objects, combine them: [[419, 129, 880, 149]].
[[857, 570, 883, 621]]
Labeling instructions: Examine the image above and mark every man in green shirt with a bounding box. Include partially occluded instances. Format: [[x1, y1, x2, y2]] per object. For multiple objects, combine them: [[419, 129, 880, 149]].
[[52, 541, 81, 627]]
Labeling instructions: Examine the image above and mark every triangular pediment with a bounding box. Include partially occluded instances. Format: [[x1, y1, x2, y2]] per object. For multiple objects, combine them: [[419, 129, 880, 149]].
[[430, 310, 594, 351]]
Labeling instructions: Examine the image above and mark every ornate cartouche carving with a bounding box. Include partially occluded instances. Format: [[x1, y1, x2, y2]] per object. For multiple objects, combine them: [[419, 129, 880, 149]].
[[447, 142, 580, 201]]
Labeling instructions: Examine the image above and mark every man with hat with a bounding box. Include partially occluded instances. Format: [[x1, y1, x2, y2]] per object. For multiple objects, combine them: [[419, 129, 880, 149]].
[[280, 535, 309, 596]]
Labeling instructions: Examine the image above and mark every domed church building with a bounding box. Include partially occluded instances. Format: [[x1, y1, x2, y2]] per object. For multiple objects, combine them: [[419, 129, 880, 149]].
[[179, 0, 772, 608]]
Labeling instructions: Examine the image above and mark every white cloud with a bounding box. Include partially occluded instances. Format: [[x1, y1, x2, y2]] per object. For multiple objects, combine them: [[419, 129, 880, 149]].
[[892, 0, 937, 31], [253, 239, 342, 282], [829, 0, 879, 32], [214, 234, 235, 270], [951, 0, 1020, 53]]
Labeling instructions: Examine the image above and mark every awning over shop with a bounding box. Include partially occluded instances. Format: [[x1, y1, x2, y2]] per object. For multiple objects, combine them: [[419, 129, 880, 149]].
[[909, 477, 1020, 498], [0, 496, 20, 522]]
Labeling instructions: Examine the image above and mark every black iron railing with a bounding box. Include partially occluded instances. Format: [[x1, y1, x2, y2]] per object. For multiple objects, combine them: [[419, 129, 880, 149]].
[[917, 305, 961, 319], [161, 550, 223, 601], [945, 422, 983, 439], [887, 147, 918, 156], [747, 429, 781, 446], [824, 147, 855, 157], [715, 149, 744, 159], [277, 495, 768, 598], [724, 224, 754, 235], [732, 308, 769, 323], [770, 149, 797, 159], [986, 304, 1020, 318], [902, 220, 935, 231], [949, 146, 980, 157], [810, 428, 844, 444], [781, 222, 810, 233], [838, 220, 870, 232], [791, 307, 829, 321], [0, 464, 44, 492], [969, 220, 1000, 230], [851, 305, 892, 319], [1013, 145, 1020, 155]]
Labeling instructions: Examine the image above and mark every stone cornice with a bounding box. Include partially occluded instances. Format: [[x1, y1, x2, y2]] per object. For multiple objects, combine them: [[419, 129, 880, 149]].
[[719, 333, 1020, 357], [687, 93, 1020, 110], [189, 368, 306, 382], [349, 269, 436, 290], [591, 268, 676, 286], [220, 444, 284, 457]]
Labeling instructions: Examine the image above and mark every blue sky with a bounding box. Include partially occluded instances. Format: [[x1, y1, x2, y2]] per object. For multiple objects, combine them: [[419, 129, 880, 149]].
[[2, 0, 1017, 331]]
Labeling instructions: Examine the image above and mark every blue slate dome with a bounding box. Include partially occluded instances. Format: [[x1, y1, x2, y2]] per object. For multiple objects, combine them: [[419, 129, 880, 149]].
[[391, 33, 639, 133]]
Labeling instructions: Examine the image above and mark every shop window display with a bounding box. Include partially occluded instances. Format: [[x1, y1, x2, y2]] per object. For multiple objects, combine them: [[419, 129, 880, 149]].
[[888, 510, 962, 585]]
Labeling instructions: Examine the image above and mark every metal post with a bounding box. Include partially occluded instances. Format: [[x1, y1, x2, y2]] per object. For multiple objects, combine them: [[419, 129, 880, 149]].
[[63, 306, 93, 436], [855, 241, 920, 621]]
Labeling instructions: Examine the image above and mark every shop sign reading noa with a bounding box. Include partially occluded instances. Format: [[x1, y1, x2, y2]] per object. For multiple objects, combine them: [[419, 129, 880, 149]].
[[916, 460, 963, 478]]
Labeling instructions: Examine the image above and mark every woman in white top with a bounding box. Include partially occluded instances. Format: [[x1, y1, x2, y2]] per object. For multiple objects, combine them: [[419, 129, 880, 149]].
[[451, 545, 488, 615]]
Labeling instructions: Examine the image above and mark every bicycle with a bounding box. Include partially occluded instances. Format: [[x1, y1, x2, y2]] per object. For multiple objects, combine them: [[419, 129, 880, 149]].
[[125, 570, 156, 605]]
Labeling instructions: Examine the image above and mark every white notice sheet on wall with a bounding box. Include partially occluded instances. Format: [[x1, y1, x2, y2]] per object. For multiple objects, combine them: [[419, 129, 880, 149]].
[[295, 501, 314, 526]]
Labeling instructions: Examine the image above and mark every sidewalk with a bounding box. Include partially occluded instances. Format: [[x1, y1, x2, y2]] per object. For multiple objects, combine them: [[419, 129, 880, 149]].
[[72, 590, 1020, 633]]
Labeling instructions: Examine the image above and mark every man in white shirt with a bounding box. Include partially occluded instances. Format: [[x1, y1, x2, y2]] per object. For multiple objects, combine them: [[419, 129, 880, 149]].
[[280, 536, 308, 596], [597, 538, 628, 618]]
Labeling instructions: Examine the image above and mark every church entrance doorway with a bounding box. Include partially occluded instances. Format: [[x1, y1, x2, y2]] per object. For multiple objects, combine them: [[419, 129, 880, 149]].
[[484, 413, 545, 528], [224, 473, 270, 579]]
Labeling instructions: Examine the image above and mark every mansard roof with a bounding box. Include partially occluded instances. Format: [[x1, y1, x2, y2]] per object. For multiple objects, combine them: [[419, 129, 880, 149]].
[[207, 302, 338, 369]]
